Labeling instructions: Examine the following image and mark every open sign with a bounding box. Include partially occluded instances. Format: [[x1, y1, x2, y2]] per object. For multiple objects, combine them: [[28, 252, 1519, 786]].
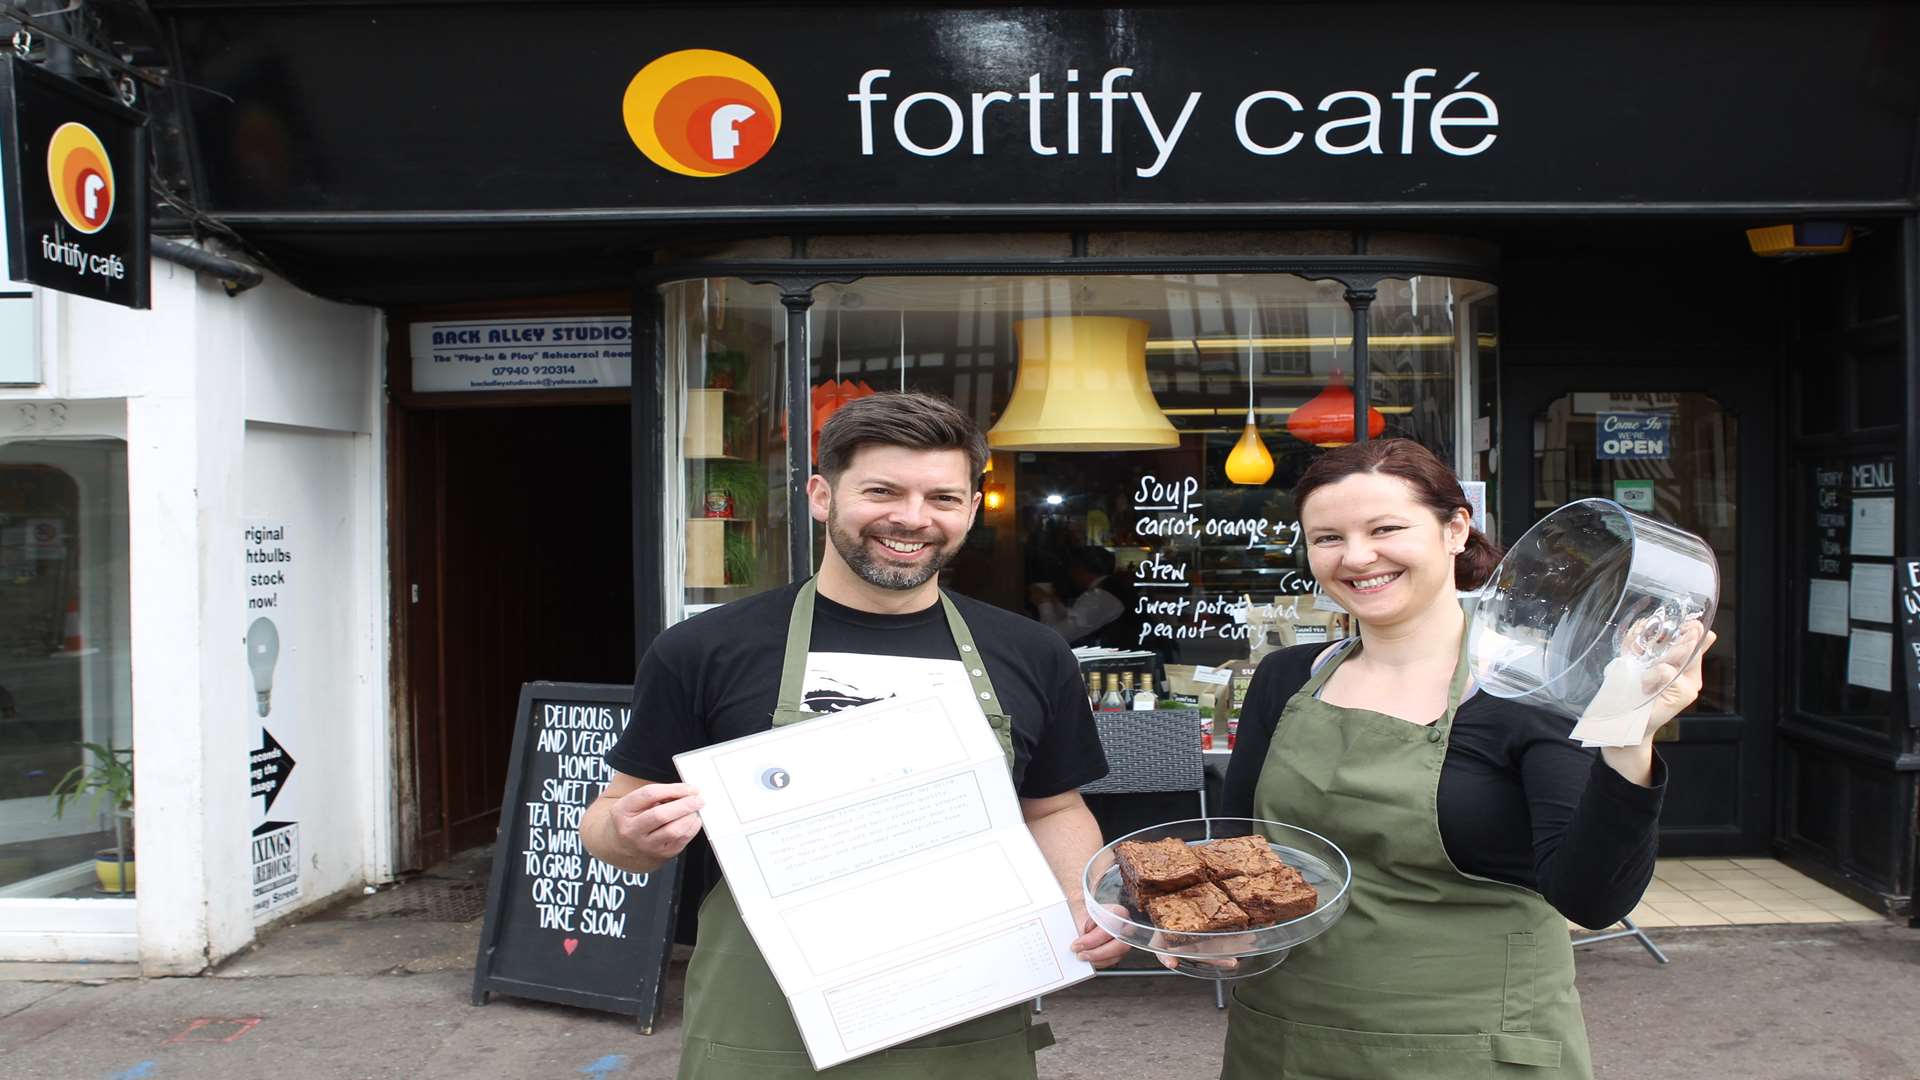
[[1596, 412, 1673, 460]]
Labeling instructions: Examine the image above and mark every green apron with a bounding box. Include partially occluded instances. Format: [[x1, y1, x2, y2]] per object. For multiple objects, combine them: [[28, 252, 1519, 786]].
[[1223, 624, 1594, 1080], [677, 579, 1055, 1079]]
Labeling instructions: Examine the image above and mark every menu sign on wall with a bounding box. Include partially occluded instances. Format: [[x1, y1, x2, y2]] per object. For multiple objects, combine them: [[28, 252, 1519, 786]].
[[1804, 457, 1897, 694], [472, 682, 680, 1029]]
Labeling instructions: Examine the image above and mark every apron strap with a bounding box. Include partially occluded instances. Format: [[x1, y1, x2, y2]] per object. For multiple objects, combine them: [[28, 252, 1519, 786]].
[[772, 579, 820, 722], [938, 590, 1006, 710], [1433, 604, 1476, 737], [1300, 637, 1362, 697]]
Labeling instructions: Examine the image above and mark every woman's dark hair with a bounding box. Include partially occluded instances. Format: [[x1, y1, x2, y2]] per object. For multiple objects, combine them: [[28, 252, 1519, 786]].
[[1292, 438, 1503, 590], [816, 391, 989, 488]]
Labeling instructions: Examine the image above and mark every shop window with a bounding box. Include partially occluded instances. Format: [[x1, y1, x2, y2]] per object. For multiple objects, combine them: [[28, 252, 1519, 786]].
[[1368, 275, 1487, 466], [0, 439, 132, 898], [660, 280, 793, 621], [1853, 347, 1900, 431], [663, 271, 1482, 674]]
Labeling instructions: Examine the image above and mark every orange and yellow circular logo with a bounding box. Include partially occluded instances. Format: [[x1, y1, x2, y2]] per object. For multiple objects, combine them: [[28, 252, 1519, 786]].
[[622, 49, 780, 178], [47, 122, 114, 233]]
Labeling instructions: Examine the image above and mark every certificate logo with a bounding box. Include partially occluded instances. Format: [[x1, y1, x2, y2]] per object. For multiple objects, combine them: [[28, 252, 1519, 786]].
[[760, 767, 792, 791], [622, 48, 781, 177], [47, 122, 115, 233]]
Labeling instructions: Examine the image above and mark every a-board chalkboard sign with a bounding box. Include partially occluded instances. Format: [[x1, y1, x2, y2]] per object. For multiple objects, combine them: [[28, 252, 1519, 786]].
[[1899, 558, 1920, 730], [471, 682, 680, 1031]]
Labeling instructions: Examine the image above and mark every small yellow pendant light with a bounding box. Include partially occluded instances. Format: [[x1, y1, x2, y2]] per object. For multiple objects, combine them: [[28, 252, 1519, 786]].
[[1223, 305, 1275, 485], [987, 316, 1180, 451]]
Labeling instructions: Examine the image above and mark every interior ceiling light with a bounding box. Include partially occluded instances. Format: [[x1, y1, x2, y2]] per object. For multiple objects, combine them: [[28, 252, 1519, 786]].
[[987, 316, 1180, 451], [1287, 368, 1386, 447], [1223, 305, 1275, 486]]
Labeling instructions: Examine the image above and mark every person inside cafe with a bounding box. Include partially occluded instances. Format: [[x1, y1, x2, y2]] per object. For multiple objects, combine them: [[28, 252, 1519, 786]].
[[582, 391, 1128, 1079], [1031, 545, 1141, 648], [1219, 438, 1712, 1080]]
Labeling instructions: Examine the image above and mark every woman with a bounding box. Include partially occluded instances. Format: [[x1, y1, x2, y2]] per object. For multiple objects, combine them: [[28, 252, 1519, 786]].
[[1220, 439, 1711, 1080]]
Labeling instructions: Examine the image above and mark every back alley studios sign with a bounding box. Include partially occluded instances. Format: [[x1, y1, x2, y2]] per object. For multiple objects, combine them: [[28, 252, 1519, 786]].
[[0, 58, 149, 308]]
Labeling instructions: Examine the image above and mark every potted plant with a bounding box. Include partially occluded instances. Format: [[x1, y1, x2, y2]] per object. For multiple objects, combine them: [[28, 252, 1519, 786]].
[[700, 459, 768, 520], [50, 742, 134, 893]]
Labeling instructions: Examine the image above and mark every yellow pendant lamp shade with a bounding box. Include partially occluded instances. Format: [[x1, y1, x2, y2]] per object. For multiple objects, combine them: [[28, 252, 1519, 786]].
[[987, 316, 1181, 451], [1225, 414, 1275, 485]]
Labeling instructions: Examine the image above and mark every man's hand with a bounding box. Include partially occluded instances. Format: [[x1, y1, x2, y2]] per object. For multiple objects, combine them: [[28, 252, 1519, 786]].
[[582, 777, 704, 873], [1073, 904, 1133, 969]]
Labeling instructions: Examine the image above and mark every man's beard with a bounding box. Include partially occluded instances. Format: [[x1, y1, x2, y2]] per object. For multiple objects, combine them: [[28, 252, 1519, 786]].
[[827, 505, 959, 591]]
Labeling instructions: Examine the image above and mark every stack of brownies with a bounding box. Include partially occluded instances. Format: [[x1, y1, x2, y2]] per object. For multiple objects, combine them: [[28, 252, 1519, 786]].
[[1114, 834, 1319, 934]]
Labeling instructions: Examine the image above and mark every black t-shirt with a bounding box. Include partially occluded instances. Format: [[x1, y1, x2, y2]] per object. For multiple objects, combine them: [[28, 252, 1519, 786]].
[[1222, 643, 1666, 930], [606, 582, 1109, 895]]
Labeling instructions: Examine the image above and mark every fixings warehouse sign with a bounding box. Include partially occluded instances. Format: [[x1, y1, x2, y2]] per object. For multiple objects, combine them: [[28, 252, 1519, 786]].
[[0, 57, 149, 308]]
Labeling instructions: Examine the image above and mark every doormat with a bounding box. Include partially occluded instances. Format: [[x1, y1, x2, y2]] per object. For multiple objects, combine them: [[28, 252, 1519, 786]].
[[326, 876, 488, 923]]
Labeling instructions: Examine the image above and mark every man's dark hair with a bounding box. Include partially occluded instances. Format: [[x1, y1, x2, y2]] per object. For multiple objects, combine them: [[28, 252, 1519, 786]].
[[1068, 545, 1116, 578], [816, 392, 989, 488]]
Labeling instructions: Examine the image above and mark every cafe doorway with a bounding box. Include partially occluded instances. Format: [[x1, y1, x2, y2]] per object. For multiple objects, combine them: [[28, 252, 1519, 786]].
[[1499, 361, 1779, 855], [391, 402, 634, 871]]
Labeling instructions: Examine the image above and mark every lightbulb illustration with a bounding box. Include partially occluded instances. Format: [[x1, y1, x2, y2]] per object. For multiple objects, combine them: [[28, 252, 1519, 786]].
[[246, 616, 281, 717]]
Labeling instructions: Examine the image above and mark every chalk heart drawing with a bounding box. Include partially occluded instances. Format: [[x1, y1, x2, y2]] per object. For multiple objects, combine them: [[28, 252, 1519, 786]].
[[563, 937, 580, 956]]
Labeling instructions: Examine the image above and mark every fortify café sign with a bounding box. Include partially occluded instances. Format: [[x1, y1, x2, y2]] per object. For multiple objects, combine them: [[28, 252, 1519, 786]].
[[0, 57, 150, 308], [848, 67, 1498, 178], [625, 50, 1497, 181]]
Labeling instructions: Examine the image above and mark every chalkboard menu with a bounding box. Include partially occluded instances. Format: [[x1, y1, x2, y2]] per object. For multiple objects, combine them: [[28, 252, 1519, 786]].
[[471, 682, 680, 1030], [1899, 558, 1920, 730]]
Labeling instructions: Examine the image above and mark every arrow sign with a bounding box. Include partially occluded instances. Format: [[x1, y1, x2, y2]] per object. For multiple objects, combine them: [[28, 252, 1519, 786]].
[[249, 727, 296, 812]]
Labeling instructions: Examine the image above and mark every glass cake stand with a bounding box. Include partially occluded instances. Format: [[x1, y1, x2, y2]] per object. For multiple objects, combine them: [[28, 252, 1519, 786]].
[[1082, 818, 1351, 980]]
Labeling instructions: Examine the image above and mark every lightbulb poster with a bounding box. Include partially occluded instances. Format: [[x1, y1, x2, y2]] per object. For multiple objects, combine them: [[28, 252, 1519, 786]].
[[244, 520, 302, 920]]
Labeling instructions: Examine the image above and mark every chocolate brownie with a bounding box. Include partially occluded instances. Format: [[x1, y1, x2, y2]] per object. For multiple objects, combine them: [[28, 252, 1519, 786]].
[[1144, 882, 1251, 934], [1193, 835, 1287, 881], [1219, 865, 1319, 925], [1114, 837, 1208, 903]]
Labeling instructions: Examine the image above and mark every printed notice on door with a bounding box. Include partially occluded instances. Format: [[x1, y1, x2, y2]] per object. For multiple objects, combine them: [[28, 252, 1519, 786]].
[[674, 683, 1092, 1069]]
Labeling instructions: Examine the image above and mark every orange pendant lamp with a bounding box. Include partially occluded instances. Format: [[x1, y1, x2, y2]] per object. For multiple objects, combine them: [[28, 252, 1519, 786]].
[[1223, 309, 1275, 485], [1287, 368, 1386, 447], [987, 316, 1180, 451]]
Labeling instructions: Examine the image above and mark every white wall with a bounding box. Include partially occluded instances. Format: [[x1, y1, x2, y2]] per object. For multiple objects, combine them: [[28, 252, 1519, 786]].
[[0, 257, 386, 972]]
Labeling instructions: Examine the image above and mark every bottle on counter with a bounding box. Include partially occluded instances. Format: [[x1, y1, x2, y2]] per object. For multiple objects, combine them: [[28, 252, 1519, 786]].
[[1086, 670, 1101, 710], [1098, 673, 1127, 712]]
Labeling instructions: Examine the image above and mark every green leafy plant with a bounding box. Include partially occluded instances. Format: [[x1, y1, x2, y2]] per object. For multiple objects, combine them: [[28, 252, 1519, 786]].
[[705, 348, 751, 390], [724, 528, 757, 586], [51, 742, 133, 821], [701, 460, 768, 519]]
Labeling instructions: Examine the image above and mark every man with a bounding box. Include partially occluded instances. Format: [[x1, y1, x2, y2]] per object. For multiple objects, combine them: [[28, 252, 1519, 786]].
[[583, 392, 1126, 1079], [1030, 545, 1142, 648]]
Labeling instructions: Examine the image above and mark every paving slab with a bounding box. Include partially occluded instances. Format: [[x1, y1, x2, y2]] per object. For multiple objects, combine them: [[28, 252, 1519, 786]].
[[0, 919, 1914, 1079]]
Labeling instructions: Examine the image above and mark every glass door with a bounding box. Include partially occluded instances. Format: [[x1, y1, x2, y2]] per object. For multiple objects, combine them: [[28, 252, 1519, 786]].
[[1503, 369, 1775, 855]]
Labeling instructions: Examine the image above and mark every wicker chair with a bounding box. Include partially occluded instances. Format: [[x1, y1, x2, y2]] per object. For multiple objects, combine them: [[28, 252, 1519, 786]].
[[1041, 708, 1225, 1010]]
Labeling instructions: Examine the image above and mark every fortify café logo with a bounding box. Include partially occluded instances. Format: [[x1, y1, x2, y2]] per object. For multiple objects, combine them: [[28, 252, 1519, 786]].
[[47, 122, 114, 233], [622, 49, 781, 177]]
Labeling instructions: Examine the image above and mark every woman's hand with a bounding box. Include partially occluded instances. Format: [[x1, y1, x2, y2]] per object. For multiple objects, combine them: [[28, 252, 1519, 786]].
[[1600, 623, 1715, 786], [1645, 623, 1716, 737]]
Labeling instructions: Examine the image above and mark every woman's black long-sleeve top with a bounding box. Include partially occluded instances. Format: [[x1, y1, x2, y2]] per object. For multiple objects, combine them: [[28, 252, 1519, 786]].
[[1221, 644, 1666, 930]]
